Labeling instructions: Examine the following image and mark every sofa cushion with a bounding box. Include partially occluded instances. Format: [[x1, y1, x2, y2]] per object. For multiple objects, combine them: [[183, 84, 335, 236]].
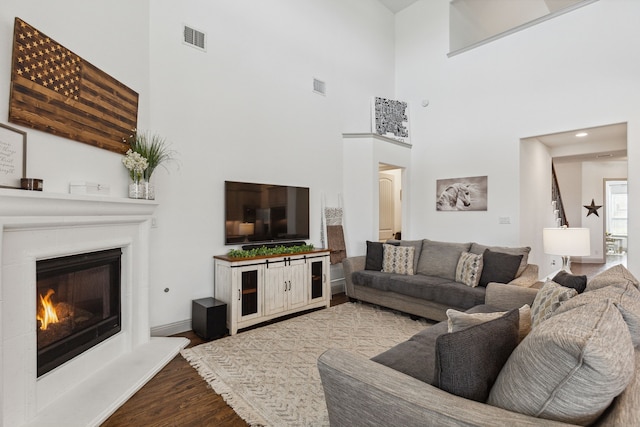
[[434, 309, 519, 402], [388, 275, 486, 310], [488, 300, 635, 425], [530, 280, 577, 329], [478, 250, 522, 287], [446, 304, 531, 343], [469, 243, 530, 277], [554, 281, 640, 347], [455, 252, 483, 288], [372, 305, 497, 384], [586, 263, 640, 292], [351, 270, 395, 292], [365, 241, 384, 271], [417, 239, 471, 280], [382, 244, 414, 275], [552, 270, 587, 293]]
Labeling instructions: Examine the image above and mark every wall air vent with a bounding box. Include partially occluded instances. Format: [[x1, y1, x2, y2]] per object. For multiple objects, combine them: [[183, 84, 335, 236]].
[[313, 78, 326, 96], [183, 25, 206, 51]]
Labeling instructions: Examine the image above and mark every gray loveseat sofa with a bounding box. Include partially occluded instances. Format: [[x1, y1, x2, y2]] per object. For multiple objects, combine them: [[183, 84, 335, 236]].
[[319, 265, 640, 426], [344, 239, 539, 322]]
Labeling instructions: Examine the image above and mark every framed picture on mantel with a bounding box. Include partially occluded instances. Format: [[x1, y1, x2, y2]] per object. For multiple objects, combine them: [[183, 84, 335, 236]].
[[0, 123, 27, 189]]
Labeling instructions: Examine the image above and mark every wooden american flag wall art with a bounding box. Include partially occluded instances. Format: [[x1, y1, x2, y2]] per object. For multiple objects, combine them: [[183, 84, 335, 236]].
[[8, 17, 138, 154]]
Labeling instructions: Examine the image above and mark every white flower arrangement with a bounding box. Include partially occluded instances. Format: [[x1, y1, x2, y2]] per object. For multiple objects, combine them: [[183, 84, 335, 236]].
[[122, 149, 149, 181]]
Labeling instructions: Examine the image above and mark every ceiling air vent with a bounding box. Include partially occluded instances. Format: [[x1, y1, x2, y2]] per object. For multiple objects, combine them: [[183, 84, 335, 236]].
[[313, 78, 326, 96], [183, 25, 206, 51]]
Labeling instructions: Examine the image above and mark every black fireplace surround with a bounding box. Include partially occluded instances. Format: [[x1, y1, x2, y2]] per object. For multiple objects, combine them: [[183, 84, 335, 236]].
[[36, 248, 122, 377]]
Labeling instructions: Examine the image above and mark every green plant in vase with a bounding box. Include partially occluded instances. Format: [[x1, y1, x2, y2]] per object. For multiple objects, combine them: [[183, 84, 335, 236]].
[[124, 129, 176, 199], [122, 149, 148, 199]]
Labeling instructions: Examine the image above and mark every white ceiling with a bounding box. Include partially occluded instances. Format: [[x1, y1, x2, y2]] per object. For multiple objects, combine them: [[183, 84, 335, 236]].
[[524, 123, 628, 164], [377, 0, 419, 13]]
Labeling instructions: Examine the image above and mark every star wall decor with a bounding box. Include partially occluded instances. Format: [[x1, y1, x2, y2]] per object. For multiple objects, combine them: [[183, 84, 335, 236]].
[[584, 199, 602, 217]]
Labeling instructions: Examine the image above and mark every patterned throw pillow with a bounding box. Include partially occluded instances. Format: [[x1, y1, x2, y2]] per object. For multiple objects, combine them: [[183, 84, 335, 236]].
[[381, 244, 415, 275], [530, 280, 577, 329], [455, 252, 483, 287]]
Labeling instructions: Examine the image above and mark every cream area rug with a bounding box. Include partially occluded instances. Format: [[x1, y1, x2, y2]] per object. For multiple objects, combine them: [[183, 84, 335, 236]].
[[181, 302, 431, 426]]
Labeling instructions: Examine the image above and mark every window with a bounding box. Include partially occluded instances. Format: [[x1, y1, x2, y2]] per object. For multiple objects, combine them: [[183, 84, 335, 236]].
[[607, 181, 627, 236]]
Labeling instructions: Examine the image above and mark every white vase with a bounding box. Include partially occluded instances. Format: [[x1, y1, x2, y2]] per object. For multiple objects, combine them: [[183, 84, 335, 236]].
[[141, 181, 155, 200], [128, 178, 142, 199]]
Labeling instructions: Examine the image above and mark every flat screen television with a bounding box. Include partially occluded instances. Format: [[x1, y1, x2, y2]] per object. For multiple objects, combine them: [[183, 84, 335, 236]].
[[224, 181, 310, 245]]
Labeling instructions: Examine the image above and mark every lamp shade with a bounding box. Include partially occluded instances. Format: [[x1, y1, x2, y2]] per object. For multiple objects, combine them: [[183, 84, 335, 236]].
[[239, 222, 254, 236], [543, 227, 591, 256]]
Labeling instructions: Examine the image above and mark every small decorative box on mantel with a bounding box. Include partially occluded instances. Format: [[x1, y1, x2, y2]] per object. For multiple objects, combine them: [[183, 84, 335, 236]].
[[69, 181, 111, 196]]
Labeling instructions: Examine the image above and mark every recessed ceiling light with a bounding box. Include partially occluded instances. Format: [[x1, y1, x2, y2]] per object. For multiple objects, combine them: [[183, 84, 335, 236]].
[[575, 132, 588, 137]]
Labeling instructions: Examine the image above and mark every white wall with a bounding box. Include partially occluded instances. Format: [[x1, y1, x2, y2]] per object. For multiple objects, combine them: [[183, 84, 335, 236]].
[[147, 0, 395, 328], [343, 135, 411, 256], [581, 160, 628, 262], [395, 0, 640, 276]]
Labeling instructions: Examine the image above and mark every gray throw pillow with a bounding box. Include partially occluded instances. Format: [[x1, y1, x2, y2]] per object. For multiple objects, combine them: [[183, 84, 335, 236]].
[[552, 270, 587, 293], [447, 305, 531, 343], [478, 249, 523, 287], [554, 281, 640, 347], [433, 309, 519, 402], [586, 264, 640, 292], [488, 300, 635, 425], [470, 243, 531, 277], [365, 241, 384, 271]]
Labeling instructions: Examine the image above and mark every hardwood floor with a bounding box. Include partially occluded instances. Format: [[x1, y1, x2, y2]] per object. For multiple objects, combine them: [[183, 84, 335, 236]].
[[102, 293, 349, 426], [571, 253, 627, 279]]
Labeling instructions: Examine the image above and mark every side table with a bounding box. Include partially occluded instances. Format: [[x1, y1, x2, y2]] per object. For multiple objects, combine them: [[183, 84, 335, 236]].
[[192, 297, 227, 340]]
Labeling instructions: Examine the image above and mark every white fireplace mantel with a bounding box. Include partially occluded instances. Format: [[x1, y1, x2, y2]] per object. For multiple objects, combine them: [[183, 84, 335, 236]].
[[0, 189, 188, 427], [0, 188, 159, 218]]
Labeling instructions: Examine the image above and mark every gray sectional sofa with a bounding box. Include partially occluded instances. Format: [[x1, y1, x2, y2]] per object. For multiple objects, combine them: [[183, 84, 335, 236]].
[[318, 265, 640, 426], [344, 239, 539, 322]]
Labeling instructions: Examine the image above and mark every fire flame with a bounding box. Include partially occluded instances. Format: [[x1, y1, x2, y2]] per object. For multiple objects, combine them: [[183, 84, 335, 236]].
[[37, 289, 59, 331]]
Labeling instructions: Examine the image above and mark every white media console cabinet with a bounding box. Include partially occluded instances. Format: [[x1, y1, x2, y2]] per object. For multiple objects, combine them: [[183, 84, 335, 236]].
[[214, 249, 330, 335]]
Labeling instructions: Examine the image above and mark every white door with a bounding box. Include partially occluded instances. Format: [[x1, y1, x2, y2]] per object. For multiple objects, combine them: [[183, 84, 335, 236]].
[[379, 173, 395, 241]]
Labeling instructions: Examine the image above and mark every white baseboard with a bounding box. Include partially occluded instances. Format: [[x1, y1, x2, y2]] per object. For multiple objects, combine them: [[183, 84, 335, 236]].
[[151, 319, 192, 337]]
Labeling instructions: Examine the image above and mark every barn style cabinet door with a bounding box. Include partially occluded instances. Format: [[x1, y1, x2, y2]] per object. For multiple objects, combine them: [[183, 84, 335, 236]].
[[214, 250, 330, 335]]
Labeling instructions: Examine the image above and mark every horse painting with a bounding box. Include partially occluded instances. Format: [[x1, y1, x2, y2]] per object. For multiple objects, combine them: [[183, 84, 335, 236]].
[[436, 183, 473, 211]]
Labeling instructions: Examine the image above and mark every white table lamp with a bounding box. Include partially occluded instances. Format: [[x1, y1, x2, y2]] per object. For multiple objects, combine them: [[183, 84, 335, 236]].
[[543, 227, 590, 274]]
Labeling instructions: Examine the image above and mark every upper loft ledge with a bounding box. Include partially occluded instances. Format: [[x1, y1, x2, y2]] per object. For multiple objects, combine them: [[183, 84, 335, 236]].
[[343, 133, 412, 148], [0, 188, 158, 218]]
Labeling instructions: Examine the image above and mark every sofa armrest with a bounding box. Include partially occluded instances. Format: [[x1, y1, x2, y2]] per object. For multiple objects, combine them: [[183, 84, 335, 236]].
[[485, 282, 538, 310], [342, 256, 365, 297], [317, 348, 572, 427], [509, 263, 539, 287]]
